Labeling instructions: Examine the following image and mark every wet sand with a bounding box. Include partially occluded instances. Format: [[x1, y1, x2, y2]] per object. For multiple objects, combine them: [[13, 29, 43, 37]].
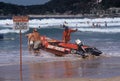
[[36, 77, 120, 81], [0, 56, 120, 81]]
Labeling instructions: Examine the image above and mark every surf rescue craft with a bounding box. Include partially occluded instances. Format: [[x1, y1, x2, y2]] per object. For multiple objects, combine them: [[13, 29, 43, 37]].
[[40, 36, 102, 57]]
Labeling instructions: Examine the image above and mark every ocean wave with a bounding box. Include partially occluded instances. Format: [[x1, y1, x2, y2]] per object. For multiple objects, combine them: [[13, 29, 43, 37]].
[[0, 17, 120, 33], [77, 28, 120, 33], [0, 29, 28, 34]]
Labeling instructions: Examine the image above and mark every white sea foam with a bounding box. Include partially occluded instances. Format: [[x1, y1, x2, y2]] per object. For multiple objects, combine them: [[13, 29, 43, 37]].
[[0, 29, 28, 34], [0, 17, 120, 33], [77, 28, 120, 33]]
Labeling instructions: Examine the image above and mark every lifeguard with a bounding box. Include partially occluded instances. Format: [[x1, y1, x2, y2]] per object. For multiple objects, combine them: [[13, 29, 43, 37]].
[[62, 27, 77, 43]]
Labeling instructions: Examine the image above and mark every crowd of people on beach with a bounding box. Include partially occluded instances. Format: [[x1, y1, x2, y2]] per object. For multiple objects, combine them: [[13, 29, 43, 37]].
[[92, 21, 107, 28]]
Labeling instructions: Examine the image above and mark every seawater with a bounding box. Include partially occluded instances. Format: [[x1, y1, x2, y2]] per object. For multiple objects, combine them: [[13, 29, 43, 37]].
[[0, 17, 120, 62], [0, 17, 120, 79]]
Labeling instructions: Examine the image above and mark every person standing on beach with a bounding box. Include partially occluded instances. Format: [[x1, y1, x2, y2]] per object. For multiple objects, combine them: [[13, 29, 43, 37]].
[[62, 27, 77, 43], [31, 28, 41, 55], [25, 33, 34, 51], [26, 28, 41, 55]]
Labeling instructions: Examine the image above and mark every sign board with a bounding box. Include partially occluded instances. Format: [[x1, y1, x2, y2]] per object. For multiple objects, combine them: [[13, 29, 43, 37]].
[[13, 16, 29, 30], [13, 16, 29, 80]]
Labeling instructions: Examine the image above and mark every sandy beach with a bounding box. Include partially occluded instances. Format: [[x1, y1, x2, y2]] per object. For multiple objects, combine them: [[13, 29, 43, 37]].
[[0, 55, 120, 81]]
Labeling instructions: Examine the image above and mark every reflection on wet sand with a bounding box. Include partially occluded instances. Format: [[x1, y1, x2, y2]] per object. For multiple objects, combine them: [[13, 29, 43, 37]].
[[29, 61, 79, 80], [29, 59, 101, 81], [1, 57, 120, 81]]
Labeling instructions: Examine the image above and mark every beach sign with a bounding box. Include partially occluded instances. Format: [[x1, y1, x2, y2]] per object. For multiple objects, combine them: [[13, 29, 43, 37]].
[[13, 16, 29, 30], [13, 16, 29, 81]]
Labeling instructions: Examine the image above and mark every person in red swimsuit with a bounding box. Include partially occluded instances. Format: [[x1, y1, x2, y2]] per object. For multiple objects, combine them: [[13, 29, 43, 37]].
[[62, 27, 77, 43]]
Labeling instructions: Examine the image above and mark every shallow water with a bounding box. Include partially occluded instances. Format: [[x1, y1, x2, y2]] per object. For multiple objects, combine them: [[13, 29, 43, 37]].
[[28, 56, 120, 79], [0, 17, 120, 80]]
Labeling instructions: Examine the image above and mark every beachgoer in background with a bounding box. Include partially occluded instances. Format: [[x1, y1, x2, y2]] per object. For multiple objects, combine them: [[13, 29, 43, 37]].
[[63, 21, 68, 28], [105, 21, 107, 27], [62, 27, 77, 43], [92, 22, 95, 28]]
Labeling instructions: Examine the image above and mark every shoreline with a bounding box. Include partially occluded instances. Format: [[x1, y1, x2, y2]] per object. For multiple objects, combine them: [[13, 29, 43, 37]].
[[0, 14, 120, 19], [0, 56, 120, 81]]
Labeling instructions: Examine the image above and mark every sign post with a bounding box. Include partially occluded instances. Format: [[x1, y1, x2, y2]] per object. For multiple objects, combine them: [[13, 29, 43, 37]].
[[13, 16, 29, 81]]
